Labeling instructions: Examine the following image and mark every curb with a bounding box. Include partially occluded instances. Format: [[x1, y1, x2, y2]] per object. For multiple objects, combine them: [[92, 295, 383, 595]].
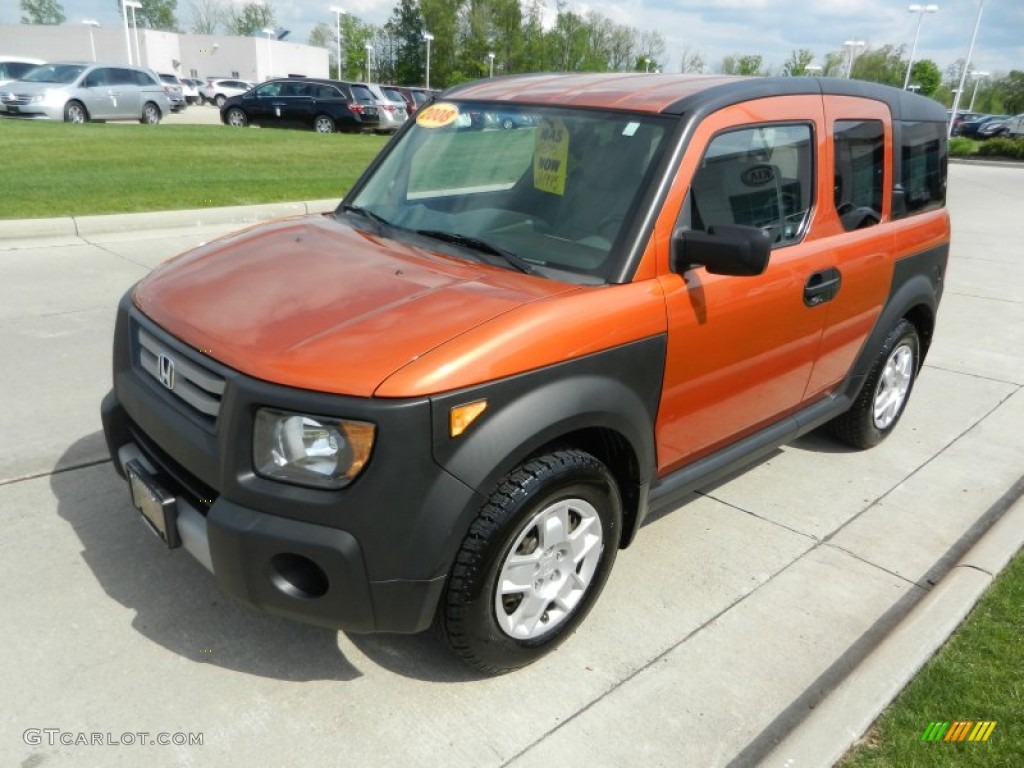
[[0, 198, 340, 241], [761, 483, 1024, 766]]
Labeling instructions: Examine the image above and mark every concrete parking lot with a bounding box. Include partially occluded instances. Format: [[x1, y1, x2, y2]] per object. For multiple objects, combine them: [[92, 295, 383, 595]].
[[0, 163, 1021, 767]]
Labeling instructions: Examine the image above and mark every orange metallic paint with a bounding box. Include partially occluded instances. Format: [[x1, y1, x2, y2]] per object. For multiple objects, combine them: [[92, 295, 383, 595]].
[[134, 215, 581, 397]]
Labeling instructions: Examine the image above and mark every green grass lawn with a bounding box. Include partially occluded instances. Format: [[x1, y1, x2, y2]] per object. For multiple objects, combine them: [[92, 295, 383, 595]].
[[841, 550, 1024, 766], [0, 120, 388, 219]]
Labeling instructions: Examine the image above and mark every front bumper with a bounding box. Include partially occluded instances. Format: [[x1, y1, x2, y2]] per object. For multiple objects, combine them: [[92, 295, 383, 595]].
[[101, 295, 484, 633]]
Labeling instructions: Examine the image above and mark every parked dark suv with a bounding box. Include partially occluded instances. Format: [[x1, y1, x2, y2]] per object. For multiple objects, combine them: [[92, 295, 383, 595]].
[[220, 78, 380, 133]]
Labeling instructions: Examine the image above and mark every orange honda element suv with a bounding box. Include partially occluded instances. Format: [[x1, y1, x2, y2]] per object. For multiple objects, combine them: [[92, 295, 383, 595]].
[[102, 74, 949, 673]]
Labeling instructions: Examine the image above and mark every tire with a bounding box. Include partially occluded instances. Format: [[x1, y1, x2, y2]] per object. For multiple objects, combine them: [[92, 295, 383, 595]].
[[140, 102, 161, 125], [314, 114, 335, 133], [225, 107, 248, 128], [215, 94, 226, 108], [501, 117, 514, 130], [64, 100, 88, 124], [436, 449, 621, 674], [830, 318, 920, 449]]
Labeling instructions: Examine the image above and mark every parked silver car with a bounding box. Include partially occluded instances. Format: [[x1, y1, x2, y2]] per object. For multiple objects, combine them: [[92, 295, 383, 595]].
[[0, 62, 171, 124], [0, 56, 44, 87], [359, 82, 408, 133], [158, 73, 188, 112]]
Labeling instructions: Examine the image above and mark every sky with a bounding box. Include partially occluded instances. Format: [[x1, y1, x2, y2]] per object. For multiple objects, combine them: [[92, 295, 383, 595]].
[[2, 0, 1021, 78]]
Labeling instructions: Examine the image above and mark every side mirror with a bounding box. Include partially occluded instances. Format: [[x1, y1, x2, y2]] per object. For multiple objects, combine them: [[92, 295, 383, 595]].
[[671, 225, 771, 277]]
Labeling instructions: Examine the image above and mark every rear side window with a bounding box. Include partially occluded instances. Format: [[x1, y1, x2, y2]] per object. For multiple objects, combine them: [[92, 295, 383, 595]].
[[316, 85, 343, 99], [351, 85, 375, 105], [834, 120, 884, 231], [899, 121, 947, 216], [683, 123, 814, 247]]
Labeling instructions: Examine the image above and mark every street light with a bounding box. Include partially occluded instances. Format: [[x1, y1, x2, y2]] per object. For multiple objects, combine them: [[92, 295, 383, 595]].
[[122, 1, 141, 66], [487, 51, 494, 78], [843, 39, 866, 79], [805, 64, 822, 77], [948, 0, 986, 137], [263, 27, 275, 80], [82, 19, 100, 63], [365, 43, 373, 82], [423, 32, 433, 89], [968, 70, 989, 111], [329, 6, 345, 79], [903, 4, 938, 90]]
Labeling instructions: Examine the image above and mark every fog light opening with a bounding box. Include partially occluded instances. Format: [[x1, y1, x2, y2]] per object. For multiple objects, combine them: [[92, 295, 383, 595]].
[[269, 553, 329, 599]]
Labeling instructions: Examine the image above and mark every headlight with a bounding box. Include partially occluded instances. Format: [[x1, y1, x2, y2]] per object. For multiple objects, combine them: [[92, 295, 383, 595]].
[[253, 408, 375, 489]]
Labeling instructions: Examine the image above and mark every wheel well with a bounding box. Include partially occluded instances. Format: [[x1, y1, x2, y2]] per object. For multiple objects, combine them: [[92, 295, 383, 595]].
[[903, 304, 935, 363], [529, 427, 642, 550]]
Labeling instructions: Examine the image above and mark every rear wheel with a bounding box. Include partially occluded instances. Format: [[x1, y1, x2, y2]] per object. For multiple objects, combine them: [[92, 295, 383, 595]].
[[64, 100, 88, 124], [314, 114, 335, 133], [140, 102, 161, 125], [225, 107, 248, 127], [501, 117, 515, 130], [830, 318, 920, 449], [215, 94, 226, 108], [435, 449, 621, 674]]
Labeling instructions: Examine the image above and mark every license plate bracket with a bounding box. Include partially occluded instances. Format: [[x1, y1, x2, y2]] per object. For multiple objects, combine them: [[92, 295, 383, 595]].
[[126, 459, 181, 548]]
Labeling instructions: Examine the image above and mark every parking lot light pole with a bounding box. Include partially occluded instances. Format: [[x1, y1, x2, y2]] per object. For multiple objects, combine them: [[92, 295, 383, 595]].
[[365, 44, 373, 82], [121, 0, 140, 65], [263, 28, 275, 80], [423, 32, 433, 89], [903, 4, 938, 90], [82, 20, 100, 62], [843, 39, 866, 78], [329, 6, 345, 79], [969, 71, 989, 111], [488, 52, 495, 78], [948, 0, 986, 138]]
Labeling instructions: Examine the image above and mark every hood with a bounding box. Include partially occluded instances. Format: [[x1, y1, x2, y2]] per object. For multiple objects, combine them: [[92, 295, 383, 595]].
[[134, 215, 579, 397]]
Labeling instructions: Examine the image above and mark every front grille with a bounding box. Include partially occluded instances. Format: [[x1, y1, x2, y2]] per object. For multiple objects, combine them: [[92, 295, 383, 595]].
[[1, 94, 33, 106], [135, 324, 225, 424]]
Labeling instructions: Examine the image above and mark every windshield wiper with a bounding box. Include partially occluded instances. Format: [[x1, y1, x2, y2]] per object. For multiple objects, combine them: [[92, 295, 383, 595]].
[[415, 229, 537, 275], [341, 204, 393, 232]]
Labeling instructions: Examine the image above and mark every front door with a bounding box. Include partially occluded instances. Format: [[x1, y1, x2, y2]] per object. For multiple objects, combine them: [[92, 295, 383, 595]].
[[654, 96, 836, 473]]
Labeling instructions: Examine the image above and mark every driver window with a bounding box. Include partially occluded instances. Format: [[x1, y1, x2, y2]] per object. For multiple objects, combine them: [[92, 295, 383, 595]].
[[680, 123, 814, 247]]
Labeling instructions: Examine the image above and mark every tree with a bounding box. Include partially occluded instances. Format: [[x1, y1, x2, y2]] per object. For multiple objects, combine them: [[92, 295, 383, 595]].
[[908, 59, 941, 97], [781, 49, 814, 77], [137, 0, 178, 32], [849, 44, 905, 87], [996, 70, 1024, 114], [735, 54, 763, 76], [226, 1, 274, 37], [822, 51, 846, 78], [387, 0, 426, 86], [678, 44, 705, 74], [189, 0, 225, 34], [20, 0, 65, 24]]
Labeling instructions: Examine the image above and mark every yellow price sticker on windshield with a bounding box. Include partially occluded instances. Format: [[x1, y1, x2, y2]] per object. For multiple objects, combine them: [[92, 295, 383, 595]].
[[416, 102, 460, 128], [533, 118, 570, 196]]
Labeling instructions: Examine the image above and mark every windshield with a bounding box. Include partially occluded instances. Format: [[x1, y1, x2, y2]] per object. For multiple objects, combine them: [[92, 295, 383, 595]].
[[345, 101, 670, 283], [21, 64, 86, 84]]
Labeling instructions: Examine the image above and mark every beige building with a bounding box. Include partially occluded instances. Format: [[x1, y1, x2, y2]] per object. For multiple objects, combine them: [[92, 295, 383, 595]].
[[0, 23, 328, 83]]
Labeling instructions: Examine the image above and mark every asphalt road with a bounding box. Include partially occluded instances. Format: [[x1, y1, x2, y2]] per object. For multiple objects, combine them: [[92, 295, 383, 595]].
[[0, 163, 1022, 767]]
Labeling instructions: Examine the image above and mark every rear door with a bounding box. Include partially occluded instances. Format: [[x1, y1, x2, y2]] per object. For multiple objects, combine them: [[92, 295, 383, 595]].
[[278, 81, 315, 127], [79, 67, 115, 119], [109, 68, 141, 118], [653, 95, 832, 473]]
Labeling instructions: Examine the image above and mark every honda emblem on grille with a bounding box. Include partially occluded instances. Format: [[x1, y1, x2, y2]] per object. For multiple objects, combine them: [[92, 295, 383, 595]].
[[157, 353, 176, 390]]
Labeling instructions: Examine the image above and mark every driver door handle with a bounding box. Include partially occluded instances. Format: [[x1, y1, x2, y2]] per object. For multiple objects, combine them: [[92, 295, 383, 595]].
[[804, 267, 842, 306]]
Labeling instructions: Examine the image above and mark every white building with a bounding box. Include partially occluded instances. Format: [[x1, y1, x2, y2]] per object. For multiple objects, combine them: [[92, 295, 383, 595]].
[[0, 23, 328, 83]]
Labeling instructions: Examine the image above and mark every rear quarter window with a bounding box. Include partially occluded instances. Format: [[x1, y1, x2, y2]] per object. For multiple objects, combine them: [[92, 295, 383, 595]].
[[899, 121, 947, 216]]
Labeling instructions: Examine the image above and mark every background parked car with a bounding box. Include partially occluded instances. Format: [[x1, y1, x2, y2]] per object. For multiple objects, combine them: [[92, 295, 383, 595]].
[[0, 56, 44, 87], [390, 85, 433, 114], [1006, 113, 1024, 138], [975, 117, 1011, 139], [203, 78, 254, 107], [179, 77, 200, 105], [158, 73, 187, 112], [359, 82, 407, 133], [220, 77, 380, 133], [955, 114, 1010, 139], [0, 62, 170, 124]]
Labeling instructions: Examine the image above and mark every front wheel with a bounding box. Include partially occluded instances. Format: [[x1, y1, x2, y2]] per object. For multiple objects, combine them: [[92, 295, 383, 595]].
[[225, 107, 247, 127], [435, 449, 621, 674], [64, 100, 88, 124], [830, 318, 920, 449]]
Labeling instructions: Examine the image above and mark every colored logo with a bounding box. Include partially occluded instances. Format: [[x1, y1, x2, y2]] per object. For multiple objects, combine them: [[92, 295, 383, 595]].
[[921, 721, 997, 742]]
